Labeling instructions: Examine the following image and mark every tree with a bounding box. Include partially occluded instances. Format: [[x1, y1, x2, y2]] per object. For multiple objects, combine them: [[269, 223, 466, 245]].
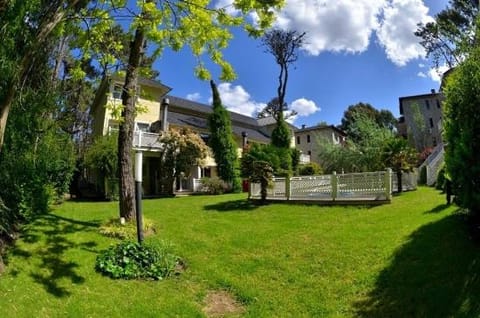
[[110, 0, 283, 220], [270, 117, 292, 148], [240, 143, 274, 202], [0, 53, 76, 219], [158, 128, 210, 195], [415, 0, 478, 69], [257, 97, 297, 121], [85, 133, 119, 200], [408, 102, 429, 152], [443, 45, 480, 217], [261, 29, 306, 118], [320, 113, 395, 173], [208, 80, 241, 192], [382, 138, 418, 193], [117, 7, 150, 220], [0, 0, 87, 153], [340, 103, 397, 143], [261, 29, 305, 150]]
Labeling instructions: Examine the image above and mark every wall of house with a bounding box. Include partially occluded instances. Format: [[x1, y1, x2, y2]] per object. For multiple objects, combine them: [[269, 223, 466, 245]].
[[92, 78, 274, 195], [135, 85, 163, 124], [400, 93, 444, 152], [295, 128, 343, 165]]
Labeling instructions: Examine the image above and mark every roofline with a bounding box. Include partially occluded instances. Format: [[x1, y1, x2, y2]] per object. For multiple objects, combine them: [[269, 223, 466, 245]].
[[166, 95, 261, 129], [398, 91, 444, 115], [398, 92, 443, 103], [296, 124, 346, 136], [110, 74, 173, 93]]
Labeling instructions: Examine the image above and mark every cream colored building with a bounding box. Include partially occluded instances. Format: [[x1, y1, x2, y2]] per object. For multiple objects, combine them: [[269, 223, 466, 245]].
[[91, 76, 271, 196], [294, 124, 346, 165]]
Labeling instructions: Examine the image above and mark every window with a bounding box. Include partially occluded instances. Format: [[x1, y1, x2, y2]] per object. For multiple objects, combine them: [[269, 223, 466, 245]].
[[307, 135, 311, 143], [200, 133, 210, 144], [425, 100, 430, 110], [307, 150, 311, 156], [202, 167, 211, 178], [113, 84, 122, 99], [296, 136, 300, 144], [436, 100, 441, 109], [135, 122, 150, 132], [432, 137, 437, 147], [429, 118, 434, 128]]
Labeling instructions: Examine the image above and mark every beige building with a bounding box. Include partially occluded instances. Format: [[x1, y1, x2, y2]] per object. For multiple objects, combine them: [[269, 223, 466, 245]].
[[91, 76, 271, 196], [398, 89, 444, 152], [294, 124, 346, 165]]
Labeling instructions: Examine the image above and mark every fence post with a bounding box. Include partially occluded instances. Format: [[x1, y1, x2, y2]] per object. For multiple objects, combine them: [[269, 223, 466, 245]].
[[331, 171, 337, 201], [248, 179, 251, 199], [385, 168, 392, 201], [286, 176, 291, 201]]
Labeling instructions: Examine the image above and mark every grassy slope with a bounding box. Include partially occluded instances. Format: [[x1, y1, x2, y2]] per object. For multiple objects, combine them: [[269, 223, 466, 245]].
[[0, 187, 479, 317]]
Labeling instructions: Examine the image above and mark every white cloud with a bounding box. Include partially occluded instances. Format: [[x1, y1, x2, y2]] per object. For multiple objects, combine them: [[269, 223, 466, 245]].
[[214, 83, 266, 117], [291, 98, 320, 116], [275, 0, 386, 55], [428, 64, 449, 83], [376, 0, 433, 66], [287, 98, 320, 124], [417, 71, 427, 78], [214, 0, 240, 16], [186, 92, 201, 101], [273, 0, 434, 66]]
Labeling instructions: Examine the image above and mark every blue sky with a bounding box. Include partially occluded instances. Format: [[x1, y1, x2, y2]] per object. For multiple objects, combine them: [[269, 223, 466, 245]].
[[153, 0, 449, 127]]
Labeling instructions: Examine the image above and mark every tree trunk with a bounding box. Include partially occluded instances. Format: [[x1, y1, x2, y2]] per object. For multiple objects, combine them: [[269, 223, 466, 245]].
[[260, 179, 268, 203], [118, 27, 146, 220], [397, 170, 403, 193]]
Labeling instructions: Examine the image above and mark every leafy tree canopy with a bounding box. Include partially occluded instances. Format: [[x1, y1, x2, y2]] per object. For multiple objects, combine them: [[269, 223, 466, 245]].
[[415, 0, 478, 69], [339, 102, 397, 142]]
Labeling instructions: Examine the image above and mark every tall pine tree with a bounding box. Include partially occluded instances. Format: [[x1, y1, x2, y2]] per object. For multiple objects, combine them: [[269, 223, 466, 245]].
[[208, 80, 241, 192]]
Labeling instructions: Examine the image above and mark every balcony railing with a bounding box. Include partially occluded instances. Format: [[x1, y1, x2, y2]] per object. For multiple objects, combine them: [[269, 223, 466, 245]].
[[133, 131, 163, 150]]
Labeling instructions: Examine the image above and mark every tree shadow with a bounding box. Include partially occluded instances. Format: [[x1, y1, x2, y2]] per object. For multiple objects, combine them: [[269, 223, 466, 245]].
[[426, 203, 451, 214], [354, 211, 480, 317], [203, 199, 259, 212], [7, 213, 101, 297]]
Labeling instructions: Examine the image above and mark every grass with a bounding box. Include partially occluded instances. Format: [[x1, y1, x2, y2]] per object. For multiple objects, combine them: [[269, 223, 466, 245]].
[[0, 187, 479, 317]]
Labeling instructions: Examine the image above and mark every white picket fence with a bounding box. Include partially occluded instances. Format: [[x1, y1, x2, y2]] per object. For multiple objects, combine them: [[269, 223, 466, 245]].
[[391, 170, 418, 192], [249, 170, 393, 203]]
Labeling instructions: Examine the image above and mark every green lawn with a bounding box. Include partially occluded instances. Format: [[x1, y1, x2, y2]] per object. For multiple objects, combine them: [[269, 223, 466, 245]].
[[1, 187, 479, 317]]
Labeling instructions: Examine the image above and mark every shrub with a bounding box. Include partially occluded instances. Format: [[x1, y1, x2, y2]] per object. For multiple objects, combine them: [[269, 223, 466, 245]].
[[436, 165, 446, 191], [99, 218, 156, 240], [299, 163, 323, 176], [419, 166, 427, 185], [200, 177, 229, 194], [95, 240, 181, 280]]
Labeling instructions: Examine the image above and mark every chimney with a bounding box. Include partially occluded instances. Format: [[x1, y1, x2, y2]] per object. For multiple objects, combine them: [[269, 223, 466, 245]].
[[241, 131, 248, 149], [302, 124, 306, 129], [431, 89, 436, 94], [160, 97, 169, 132]]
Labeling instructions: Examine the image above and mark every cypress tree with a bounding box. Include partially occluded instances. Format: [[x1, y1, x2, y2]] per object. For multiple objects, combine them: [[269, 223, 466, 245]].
[[208, 80, 241, 192], [271, 111, 291, 148], [444, 46, 480, 216]]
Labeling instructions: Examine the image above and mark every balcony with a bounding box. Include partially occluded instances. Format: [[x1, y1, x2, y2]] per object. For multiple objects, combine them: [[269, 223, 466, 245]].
[[133, 131, 164, 150]]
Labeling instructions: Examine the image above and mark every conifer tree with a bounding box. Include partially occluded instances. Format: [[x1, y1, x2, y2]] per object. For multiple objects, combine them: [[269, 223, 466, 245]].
[[208, 80, 241, 192]]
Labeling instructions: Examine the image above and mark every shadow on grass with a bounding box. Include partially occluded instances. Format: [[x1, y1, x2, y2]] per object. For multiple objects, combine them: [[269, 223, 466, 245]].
[[426, 203, 450, 214], [8, 213, 101, 297], [203, 199, 259, 212], [354, 211, 480, 317]]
